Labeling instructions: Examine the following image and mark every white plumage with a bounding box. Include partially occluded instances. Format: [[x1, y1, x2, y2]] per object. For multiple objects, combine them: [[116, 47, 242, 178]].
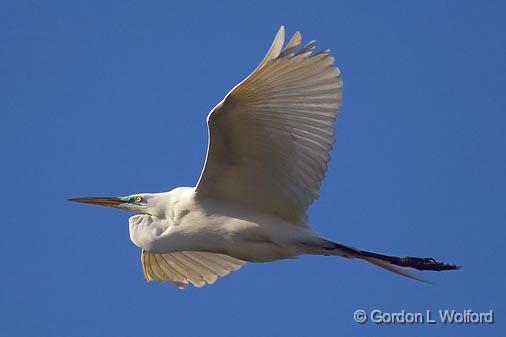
[[142, 251, 245, 288], [196, 26, 342, 226], [70, 26, 459, 289]]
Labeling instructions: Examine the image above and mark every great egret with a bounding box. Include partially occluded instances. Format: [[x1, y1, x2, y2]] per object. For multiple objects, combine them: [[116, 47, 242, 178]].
[[70, 26, 459, 288]]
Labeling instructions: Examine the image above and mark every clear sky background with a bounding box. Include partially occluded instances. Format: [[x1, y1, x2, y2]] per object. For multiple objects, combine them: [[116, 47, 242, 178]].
[[1, 1, 505, 336]]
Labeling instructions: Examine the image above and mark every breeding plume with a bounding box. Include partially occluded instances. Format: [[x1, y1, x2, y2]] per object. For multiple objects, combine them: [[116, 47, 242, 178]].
[[70, 26, 459, 288]]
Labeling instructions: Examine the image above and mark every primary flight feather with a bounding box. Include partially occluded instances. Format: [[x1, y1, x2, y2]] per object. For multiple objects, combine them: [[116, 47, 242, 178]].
[[70, 26, 459, 288]]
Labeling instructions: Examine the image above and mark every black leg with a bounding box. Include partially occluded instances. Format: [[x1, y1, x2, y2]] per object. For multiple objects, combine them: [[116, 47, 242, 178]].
[[322, 240, 461, 271], [356, 250, 461, 271]]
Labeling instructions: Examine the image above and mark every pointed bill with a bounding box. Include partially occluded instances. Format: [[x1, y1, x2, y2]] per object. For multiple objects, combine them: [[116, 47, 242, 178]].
[[68, 197, 125, 207]]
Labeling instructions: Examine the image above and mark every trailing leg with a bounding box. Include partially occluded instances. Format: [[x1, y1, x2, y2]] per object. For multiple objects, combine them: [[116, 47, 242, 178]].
[[306, 238, 460, 281]]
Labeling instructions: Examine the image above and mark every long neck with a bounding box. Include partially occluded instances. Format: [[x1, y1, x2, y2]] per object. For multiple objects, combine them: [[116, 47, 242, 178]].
[[143, 187, 194, 219]]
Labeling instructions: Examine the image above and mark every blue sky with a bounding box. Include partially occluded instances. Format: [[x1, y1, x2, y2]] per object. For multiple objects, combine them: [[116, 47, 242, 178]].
[[1, 1, 505, 336]]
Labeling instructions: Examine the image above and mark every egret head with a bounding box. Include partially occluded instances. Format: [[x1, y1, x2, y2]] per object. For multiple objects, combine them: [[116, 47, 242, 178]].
[[68, 193, 160, 215]]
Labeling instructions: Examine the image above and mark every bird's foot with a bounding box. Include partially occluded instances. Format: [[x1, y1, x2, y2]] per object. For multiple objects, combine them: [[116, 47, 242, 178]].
[[398, 256, 461, 271]]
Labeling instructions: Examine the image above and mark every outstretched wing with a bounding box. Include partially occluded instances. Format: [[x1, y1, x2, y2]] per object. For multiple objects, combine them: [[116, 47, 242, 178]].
[[141, 251, 246, 288], [195, 26, 343, 226]]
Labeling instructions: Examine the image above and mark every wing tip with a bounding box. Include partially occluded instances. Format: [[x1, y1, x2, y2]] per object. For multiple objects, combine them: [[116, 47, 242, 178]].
[[255, 25, 286, 70]]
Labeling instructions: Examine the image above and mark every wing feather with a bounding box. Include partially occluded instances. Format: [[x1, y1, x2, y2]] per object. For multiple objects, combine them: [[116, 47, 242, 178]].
[[141, 251, 245, 288], [195, 26, 342, 226]]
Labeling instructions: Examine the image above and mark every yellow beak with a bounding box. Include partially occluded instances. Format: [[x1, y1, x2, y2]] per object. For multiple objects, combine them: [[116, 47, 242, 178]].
[[68, 197, 125, 207]]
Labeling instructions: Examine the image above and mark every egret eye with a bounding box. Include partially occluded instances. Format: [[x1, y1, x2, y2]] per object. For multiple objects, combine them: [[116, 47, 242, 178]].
[[135, 196, 143, 203]]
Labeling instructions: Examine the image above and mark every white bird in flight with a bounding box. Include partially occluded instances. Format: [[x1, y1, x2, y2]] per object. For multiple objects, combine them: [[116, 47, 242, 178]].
[[70, 26, 459, 288]]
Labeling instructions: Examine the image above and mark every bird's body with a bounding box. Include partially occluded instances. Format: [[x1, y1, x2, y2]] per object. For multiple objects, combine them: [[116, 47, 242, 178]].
[[128, 187, 326, 261], [70, 26, 459, 288]]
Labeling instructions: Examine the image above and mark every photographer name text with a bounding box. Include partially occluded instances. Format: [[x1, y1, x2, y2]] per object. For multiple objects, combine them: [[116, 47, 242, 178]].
[[353, 309, 494, 324]]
